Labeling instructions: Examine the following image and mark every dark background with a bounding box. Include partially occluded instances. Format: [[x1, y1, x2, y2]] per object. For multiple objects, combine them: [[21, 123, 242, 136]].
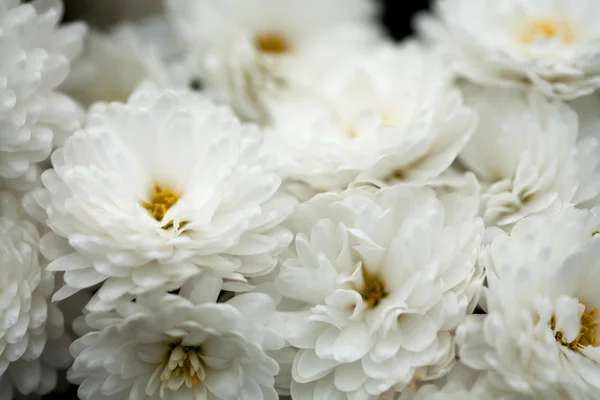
[[44, 0, 430, 398], [61, 0, 431, 40]]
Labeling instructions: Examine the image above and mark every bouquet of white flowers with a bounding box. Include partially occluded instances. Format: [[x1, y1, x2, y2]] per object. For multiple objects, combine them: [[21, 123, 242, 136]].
[[2, 0, 600, 399]]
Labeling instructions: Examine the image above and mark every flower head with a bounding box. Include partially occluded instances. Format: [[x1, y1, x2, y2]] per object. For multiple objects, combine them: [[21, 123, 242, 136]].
[[0, 0, 86, 189], [27, 83, 296, 311], [266, 43, 476, 192], [69, 274, 284, 400], [457, 207, 600, 398], [459, 85, 600, 229], [166, 0, 381, 122], [0, 191, 70, 396], [276, 184, 484, 398], [419, 0, 600, 99]]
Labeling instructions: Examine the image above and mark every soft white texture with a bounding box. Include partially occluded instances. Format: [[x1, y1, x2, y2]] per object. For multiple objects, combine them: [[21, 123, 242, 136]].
[[418, 0, 600, 99], [459, 85, 600, 230], [275, 184, 484, 399], [0, 0, 86, 189], [69, 276, 284, 400], [0, 191, 71, 397], [265, 43, 476, 193], [457, 207, 600, 399], [166, 0, 381, 122], [61, 16, 187, 107], [26, 83, 296, 311]]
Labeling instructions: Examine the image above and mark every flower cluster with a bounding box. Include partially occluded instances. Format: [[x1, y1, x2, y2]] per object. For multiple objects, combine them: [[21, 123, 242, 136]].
[[3, 0, 600, 399]]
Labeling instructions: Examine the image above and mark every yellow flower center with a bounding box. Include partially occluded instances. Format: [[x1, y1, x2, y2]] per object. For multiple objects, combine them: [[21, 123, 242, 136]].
[[550, 304, 600, 352], [142, 183, 180, 229], [159, 344, 205, 394], [520, 19, 573, 44], [360, 268, 387, 309], [255, 32, 291, 54], [381, 109, 399, 128]]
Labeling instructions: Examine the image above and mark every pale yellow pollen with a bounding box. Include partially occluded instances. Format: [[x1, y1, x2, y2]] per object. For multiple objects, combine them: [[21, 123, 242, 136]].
[[360, 268, 387, 309], [549, 303, 600, 352], [520, 19, 573, 44], [381, 109, 398, 127], [142, 183, 180, 229], [160, 344, 205, 393], [255, 32, 291, 54]]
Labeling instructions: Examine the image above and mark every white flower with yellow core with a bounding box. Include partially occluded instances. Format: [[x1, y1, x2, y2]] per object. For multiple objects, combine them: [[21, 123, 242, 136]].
[[69, 275, 284, 400], [26, 83, 296, 311], [275, 184, 484, 399], [166, 0, 381, 122], [418, 0, 600, 99], [265, 43, 476, 193], [457, 207, 600, 399]]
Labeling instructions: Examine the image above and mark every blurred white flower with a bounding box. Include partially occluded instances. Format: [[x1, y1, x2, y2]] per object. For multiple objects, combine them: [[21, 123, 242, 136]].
[[265, 43, 476, 193], [0, 0, 86, 189], [395, 362, 491, 400], [26, 84, 296, 311], [275, 184, 484, 399], [62, 16, 188, 107], [69, 275, 284, 400], [0, 191, 70, 397], [457, 207, 600, 399], [419, 0, 600, 100], [166, 0, 382, 122], [459, 85, 600, 230]]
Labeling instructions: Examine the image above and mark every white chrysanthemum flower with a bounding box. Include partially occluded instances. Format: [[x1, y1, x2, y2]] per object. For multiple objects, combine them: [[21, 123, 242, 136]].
[[26, 84, 296, 311], [418, 0, 600, 100], [69, 274, 284, 400], [275, 184, 484, 399], [62, 16, 187, 107], [458, 85, 600, 230], [0, 0, 86, 187], [166, 0, 381, 122], [265, 44, 477, 193], [0, 191, 70, 397], [457, 207, 600, 399]]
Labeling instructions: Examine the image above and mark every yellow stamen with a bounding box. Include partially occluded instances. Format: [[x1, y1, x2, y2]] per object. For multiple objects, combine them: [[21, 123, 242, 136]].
[[520, 19, 573, 44], [142, 183, 180, 229], [192, 378, 199, 385], [549, 304, 600, 352], [360, 268, 387, 309], [255, 33, 290, 54]]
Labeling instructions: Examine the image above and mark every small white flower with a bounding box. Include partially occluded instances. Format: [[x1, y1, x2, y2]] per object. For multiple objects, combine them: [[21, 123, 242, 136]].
[[0, 191, 70, 397], [459, 85, 600, 230], [62, 16, 187, 107], [419, 0, 600, 100], [166, 0, 381, 122], [69, 274, 284, 400], [0, 0, 86, 186], [457, 207, 600, 399], [275, 184, 484, 399], [27, 84, 296, 311], [266, 43, 476, 193]]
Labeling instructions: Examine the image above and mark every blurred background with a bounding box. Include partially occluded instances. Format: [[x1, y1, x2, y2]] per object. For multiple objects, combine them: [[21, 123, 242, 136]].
[[45, 0, 431, 398], [61, 0, 431, 40]]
